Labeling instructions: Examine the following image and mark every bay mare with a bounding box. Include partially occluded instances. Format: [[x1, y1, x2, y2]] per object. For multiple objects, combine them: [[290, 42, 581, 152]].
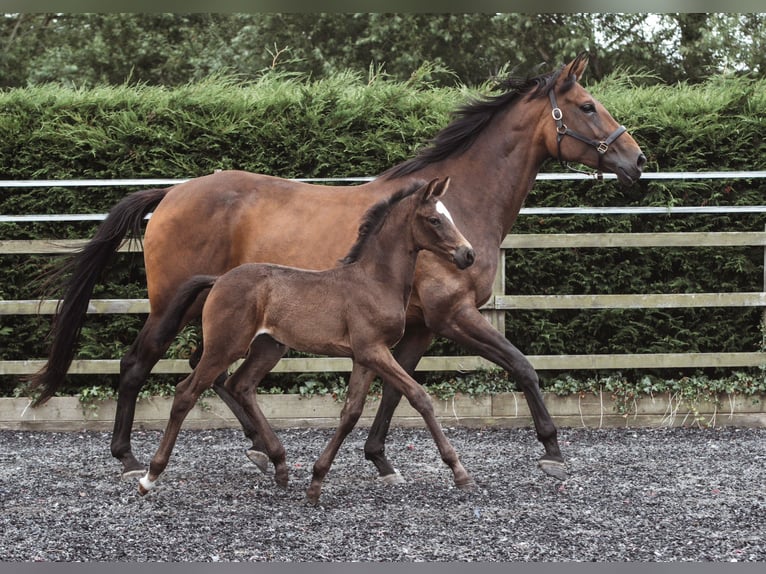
[[30, 53, 646, 483], [136, 178, 475, 503]]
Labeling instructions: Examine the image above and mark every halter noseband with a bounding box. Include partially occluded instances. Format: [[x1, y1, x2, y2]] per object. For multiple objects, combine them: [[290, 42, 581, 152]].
[[548, 88, 627, 178]]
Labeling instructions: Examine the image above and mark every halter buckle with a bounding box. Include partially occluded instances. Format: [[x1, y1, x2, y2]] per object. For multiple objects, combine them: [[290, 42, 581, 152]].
[[597, 141, 609, 154], [551, 107, 563, 121]]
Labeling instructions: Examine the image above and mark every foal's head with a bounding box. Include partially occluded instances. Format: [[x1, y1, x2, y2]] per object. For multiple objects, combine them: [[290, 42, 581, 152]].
[[341, 177, 475, 270], [411, 177, 475, 270]]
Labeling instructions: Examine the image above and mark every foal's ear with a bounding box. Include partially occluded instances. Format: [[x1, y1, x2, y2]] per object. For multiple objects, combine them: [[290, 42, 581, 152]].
[[563, 52, 589, 82], [423, 177, 450, 201]]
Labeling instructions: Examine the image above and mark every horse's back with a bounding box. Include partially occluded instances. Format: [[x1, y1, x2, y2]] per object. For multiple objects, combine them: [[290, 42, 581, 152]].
[[204, 262, 356, 358], [142, 170, 391, 312]]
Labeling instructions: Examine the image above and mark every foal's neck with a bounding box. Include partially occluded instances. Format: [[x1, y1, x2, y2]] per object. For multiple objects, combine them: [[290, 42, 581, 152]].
[[350, 198, 420, 294]]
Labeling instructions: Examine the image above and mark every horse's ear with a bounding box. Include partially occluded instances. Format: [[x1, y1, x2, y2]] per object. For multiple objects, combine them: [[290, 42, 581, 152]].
[[424, 177, 450, 201], [564, 52, 589, 82]]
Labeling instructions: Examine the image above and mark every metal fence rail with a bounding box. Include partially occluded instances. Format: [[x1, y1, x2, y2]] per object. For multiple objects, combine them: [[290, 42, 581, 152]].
[[2, 172, 765, 376]]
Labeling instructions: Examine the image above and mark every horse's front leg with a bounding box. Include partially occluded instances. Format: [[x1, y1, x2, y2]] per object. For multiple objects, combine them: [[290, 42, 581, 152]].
[[363, 323, 434, 483], [360, 349, 474, 491], [431, 303, 566, 480]]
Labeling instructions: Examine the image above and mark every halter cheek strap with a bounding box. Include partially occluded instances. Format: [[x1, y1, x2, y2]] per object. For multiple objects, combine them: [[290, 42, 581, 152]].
[[548, 89, 627, 177]]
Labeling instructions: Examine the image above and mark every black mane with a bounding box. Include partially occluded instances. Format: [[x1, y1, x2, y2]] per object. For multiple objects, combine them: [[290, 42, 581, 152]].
[[340, 180, 425, 265], [379, 66, 566, 180]]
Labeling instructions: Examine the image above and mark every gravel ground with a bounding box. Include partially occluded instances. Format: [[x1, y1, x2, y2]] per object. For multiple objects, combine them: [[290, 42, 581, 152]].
[[1, 425, 765, 562]]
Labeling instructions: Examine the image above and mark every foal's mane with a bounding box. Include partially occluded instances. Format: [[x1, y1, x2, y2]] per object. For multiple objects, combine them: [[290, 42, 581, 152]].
[[380, 64, 569, 180], [340, 180, 425, 265]]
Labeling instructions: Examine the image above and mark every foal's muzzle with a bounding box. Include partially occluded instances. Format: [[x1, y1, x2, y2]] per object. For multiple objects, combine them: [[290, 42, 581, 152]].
[[454, 245, 476, 270]]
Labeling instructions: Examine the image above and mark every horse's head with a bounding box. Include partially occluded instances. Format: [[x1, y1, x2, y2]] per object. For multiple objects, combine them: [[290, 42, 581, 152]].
[[541, 53, 646, 184], [415, 178, 475, 270]]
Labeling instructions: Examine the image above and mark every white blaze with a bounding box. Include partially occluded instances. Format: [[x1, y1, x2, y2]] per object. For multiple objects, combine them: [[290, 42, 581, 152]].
[[435, 200, 454, 224]]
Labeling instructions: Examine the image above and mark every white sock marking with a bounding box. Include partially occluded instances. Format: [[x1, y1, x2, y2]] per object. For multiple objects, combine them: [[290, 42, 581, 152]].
[[139, 473, 155, 491]]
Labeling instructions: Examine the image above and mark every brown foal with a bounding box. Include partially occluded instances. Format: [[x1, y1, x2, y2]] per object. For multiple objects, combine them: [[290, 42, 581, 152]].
[[137, 177, 476, 503]]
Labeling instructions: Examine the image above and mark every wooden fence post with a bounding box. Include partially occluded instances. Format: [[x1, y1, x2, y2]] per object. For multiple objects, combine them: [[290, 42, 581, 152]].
[[484, 250, 506, 334]]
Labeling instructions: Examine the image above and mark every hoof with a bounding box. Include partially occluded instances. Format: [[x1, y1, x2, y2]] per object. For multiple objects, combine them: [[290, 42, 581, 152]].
[[538, 458, 567, 481], [455, 478, 476, 492], [305, 485, 321, 506], [274, 472, 289, 490], [378, 470, 405, 486], [246, 449, 270, 474], [121, 468, 146, 481]]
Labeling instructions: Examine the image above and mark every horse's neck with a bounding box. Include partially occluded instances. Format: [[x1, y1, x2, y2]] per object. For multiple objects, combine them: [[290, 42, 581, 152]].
[[418, 106, 548, 245]]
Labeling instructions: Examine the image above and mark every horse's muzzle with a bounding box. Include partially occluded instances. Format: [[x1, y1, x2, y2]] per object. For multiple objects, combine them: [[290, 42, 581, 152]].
[[454, 245, 476, 270]]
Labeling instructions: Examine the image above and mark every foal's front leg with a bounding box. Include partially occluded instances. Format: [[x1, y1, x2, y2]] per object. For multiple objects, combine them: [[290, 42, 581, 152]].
[[360, 348, 474, 491], [306, 363, 374, 504]]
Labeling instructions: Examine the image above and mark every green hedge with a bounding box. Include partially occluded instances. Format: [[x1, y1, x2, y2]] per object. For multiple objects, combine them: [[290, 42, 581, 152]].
[[1, 71, 764, 397]]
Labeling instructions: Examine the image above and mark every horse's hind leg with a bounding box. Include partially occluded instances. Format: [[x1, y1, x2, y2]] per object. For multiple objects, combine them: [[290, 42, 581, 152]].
[[112, 315, 175, 478], [224, 335, 290, 488], [189, 341, 273, 473], [363, 323, 433, 483]]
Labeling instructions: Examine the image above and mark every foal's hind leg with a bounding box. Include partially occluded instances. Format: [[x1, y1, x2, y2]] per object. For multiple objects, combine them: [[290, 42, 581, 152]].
[[138, 366, 217, 494], [223, 335, 290, 488], [189, 341, 275, 473]]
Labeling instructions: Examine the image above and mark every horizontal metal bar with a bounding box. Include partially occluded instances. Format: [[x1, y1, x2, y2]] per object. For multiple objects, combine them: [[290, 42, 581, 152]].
[[0, 177, 374, 188], [2, 171, 766, 188], [518, 206, 766, 215], [2, 352, 762, 376]]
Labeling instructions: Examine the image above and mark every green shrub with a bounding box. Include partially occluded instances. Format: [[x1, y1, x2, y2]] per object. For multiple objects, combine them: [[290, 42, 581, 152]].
[[1, 71, 764, 398]]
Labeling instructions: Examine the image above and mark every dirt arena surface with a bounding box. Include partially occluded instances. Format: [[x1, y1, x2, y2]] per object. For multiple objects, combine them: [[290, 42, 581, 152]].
[[1, 425, 764, 562]]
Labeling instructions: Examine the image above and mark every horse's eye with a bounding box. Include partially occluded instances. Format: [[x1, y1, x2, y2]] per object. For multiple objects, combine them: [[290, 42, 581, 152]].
[[581, 103, 596, 114], [428, 217, 441, 226]]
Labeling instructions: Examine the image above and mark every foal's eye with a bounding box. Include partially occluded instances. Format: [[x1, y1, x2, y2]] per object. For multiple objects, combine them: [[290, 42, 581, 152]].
[[428, 217, 442, 226], [580, 103, 597, 114]]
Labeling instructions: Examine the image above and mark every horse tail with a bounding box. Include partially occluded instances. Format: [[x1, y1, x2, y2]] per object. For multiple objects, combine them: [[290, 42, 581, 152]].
[[154, 275, 218, 348], [28, 187, 170, 406]]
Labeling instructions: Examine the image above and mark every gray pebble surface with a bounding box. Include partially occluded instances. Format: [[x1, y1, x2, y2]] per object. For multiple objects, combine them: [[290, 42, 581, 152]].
[[1, 425, 764, 562]]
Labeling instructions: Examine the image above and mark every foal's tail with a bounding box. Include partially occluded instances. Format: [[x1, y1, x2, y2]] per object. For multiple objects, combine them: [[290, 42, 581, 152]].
[[28, 187, 171, 406], [154, 275, 218, 351]]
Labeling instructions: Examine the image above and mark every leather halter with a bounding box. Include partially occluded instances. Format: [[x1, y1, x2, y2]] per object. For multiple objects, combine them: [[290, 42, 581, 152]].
[[548, 88, 627, 178]]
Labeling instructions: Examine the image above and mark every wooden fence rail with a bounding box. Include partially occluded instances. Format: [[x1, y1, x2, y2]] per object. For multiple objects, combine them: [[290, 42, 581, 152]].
[[2, 175, 765, 377]]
